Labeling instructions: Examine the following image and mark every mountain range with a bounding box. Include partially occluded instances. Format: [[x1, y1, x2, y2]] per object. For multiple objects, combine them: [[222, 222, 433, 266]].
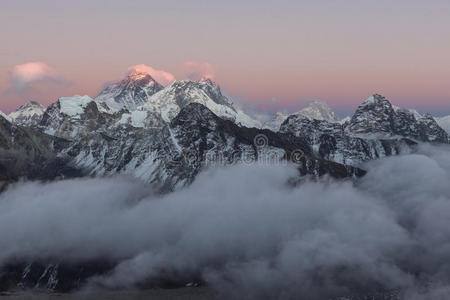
[[1, 69, 450, 292], [2, 70, 449, 191]]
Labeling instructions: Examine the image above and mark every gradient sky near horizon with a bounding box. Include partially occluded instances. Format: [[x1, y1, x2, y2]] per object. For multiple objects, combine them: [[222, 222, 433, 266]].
[[1, 0, 450, 116]]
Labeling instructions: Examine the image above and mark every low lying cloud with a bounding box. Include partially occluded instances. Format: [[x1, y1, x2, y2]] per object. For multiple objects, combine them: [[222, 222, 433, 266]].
[[1, 145, 450, 299], [128, 64, 175, 86], [184, 61, 215, 81], [9, 62, 66, 91]]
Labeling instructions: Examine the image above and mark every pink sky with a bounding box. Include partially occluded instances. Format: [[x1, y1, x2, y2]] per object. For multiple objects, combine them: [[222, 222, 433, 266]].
[[1, 0, 450, 116]]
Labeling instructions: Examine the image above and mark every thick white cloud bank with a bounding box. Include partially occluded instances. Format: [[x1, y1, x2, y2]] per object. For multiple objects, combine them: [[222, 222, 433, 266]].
[[1, 145, 450, 299]]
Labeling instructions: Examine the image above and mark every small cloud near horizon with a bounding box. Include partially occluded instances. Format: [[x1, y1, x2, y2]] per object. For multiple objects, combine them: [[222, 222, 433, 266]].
[[1, 62, 70, 112], [9, 62, 67, 92]]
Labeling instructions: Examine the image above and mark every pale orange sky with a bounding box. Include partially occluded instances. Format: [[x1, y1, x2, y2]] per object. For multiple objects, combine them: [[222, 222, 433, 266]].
[[1, 0, 450, 116]]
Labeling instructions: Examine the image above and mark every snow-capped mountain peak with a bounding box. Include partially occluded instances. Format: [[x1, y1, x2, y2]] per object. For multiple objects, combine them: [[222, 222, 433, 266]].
[[94, 71, 164, 113], [294, 100, 339, 123], [8, 100, 45, 126]]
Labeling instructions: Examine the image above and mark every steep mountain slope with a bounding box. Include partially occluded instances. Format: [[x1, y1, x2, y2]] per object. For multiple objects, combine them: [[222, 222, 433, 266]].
[[94, 70, 164, 113], [8, 101, 45, 127]]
